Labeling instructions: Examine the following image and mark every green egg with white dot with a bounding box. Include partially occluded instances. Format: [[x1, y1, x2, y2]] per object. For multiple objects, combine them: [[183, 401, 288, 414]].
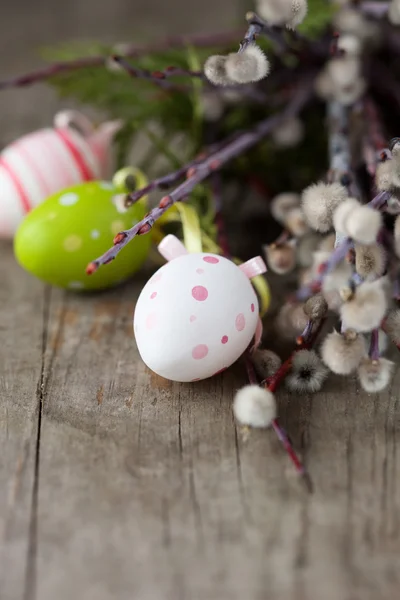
[[14, 167, 151, 291]]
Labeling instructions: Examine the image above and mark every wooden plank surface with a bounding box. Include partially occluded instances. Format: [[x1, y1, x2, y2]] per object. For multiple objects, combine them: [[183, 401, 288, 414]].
[[1, 1, 400, 599], [1, 241, 400, 600]]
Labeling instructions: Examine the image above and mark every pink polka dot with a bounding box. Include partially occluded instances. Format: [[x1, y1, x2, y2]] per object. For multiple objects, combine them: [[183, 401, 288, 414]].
[[150, 292, 157, 299], [251, 303, 255, 313], [235, 313, 245, 332], [146, 313, 157, 330], [221, 335, 229, 344], [192, 344, 209, 360], [203, 256, 219, 264], [190, 315, 197, 322], [192, 286, 208, 301], [196, 268, 204, 274]]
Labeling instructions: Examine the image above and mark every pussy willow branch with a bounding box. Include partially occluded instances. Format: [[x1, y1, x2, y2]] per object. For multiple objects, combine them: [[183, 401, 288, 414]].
[[124, 132, 245, 207], [328, 101, 351, 186], [0, 30, 245, 92], [87, 78, 315, 274], [244, 354, 311, 490], [115, 55, 272, 104], [266, 318, 326, 394], [112, 56, 195, 92], [327, 101, 358, 247], [296, 190, 392, 301], [124, 75, 302, 209], [261, 317, 326, 493], [240, 11, 288, 54], [362, 97, 388, 176]]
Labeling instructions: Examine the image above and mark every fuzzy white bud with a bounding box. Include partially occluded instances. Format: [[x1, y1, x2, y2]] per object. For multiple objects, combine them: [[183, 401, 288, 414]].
[[375, 160, 394, 192], [333, 78, 367, 107], [296, 233, 321, 268], [275, 302, 308, 340], [334, 7, 380, 43], [355, 243, 386, 280], [304, 293, 328, 321], [201, 92, 225, 122], [315, 68, 334, 101], [327, 57, 361, 88], [322, 260, 353, 311], [389, 0, 400, 25], [287, 0, 308, 29], [284, 207, 310, 238], [321, 57, 366, 106], [345, 206, 382, 245], [272, 117, 304, 148], [286, 350, 329, 393], [233, 385, 277, 428], [337, 34, 362, 57], [264, 242, 296, 274], [386, 194, 400, 216], [255, 0, 308, 28], [391, 154, 400, 188], [333, 197, 361, 235], [321, 329, 366, 375], [271, 193, 300, 224], [203, 55, 233, 86], [302, 182, 348, 232], [333, 199, 382, 245], [252, 349, 282, 380], [340, 280, 387, 333], [384, 308, 400, 344], [358, 358, 395, 393], [225, 45, 270, 84]]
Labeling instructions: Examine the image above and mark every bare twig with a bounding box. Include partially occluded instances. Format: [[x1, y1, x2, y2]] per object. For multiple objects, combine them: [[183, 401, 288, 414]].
[[87, 78, 315, 274], [0, 29, 244, 92]]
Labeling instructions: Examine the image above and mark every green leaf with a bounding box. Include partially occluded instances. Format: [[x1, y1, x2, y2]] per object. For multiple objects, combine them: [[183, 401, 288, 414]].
[[297, 0, 337, 38]]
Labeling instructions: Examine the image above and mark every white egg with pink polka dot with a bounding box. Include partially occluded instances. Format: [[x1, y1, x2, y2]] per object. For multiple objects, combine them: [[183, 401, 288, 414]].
[[133, 235, 267, 382]]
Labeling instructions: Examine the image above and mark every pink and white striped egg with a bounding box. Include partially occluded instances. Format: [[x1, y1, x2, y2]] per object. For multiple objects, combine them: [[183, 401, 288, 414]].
[[0, 110, 121, 239], [134, 235, 267, 382]]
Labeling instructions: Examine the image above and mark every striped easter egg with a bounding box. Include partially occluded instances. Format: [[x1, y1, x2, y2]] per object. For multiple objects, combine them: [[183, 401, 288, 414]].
[[0, 110, 121, 239]]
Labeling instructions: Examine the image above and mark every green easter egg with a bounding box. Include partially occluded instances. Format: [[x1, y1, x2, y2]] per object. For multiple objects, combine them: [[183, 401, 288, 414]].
[[14, 169, 151, 291]]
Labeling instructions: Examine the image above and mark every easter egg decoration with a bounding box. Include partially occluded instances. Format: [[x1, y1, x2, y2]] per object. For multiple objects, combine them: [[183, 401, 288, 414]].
[[0, 110, 121, 239], [14, 167, 150, 291], [133, 235, 267, 382]]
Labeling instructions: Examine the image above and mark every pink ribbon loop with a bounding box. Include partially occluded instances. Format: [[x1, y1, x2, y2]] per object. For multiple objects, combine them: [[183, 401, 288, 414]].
[[239, 256, 267, 279], [158, 235, 188, 262]]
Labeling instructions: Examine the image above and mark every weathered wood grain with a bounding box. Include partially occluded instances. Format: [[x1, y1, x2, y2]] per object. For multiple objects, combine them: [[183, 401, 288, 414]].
[[1, 239, 400, 600]]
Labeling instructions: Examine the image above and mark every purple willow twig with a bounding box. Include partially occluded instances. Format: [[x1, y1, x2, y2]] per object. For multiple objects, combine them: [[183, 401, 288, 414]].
[[362, 97, 388, 176], [369, 329, 381, 360], [327, 101, 361, 247], [296, 238, 354, 301], [124, 132, 245, 207], [240, 11, 288, 54], [112, 56, 193, 92], [360, 1, 389, 18], [87, 78, 315, 274], [296, 189, 392, 301], [0, 29, 245, 92], [244, 354, 312, 491]]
